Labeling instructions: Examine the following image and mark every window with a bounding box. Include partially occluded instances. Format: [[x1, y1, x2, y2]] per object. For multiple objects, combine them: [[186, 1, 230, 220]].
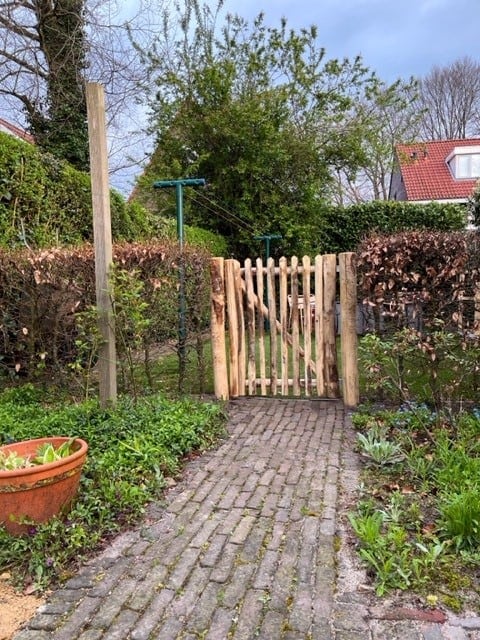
[[447, 146, 480, 179], [456, 154, 480, 178]]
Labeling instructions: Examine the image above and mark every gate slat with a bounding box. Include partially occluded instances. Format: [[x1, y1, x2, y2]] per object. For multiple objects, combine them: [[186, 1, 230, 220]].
[[323, 254, 340, 398], [302, 255, 312, 395], [314, 255, 325, 396], [256, 257, 267, 395], [234, 259, 246, 395], [245, 258, 256, 395], [291, 256, 300, 395], [279, 257, 289, 395], [267, 257, 277, 395], [210, 257, 229, 400], [224, 259, 239, 397]]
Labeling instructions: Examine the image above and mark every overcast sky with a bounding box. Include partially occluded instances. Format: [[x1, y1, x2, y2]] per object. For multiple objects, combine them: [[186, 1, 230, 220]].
[[216, 0, 480, 82]]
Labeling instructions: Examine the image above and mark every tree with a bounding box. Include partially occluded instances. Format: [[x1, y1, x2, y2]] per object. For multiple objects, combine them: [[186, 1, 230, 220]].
[[133, 0, 378, 257], [0, 0, 160, 177], [0, 0, 89, 169], [416, 57, 480, 140], [331, 77, 422, 204]]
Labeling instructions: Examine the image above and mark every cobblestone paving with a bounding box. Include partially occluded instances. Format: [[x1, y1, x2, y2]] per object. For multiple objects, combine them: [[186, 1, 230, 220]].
[[13, 398, 480, 640]]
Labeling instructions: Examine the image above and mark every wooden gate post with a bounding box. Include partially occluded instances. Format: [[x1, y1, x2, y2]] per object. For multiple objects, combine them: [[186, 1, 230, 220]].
[[210, 258, 229, 400], [225, 259, 240, 397], [339, 252, 359, 407]]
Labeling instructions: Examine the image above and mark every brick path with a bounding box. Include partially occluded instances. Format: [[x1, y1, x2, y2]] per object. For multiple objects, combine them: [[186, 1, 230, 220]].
[[13, 398, 480, 640]]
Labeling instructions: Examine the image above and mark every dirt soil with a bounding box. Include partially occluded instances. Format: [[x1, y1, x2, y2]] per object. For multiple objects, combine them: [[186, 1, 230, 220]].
[[0, 574, 45, 640]]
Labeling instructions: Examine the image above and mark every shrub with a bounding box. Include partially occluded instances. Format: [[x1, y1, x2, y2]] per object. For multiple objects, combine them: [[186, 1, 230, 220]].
[[0, 131, 155, 248], [0, 388, 226, 589], [0, 241, 212, 392], [317, 201, 466, 254]]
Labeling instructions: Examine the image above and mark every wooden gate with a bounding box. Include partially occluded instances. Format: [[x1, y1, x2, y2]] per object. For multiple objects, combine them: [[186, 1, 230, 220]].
[[210, 253, 358, 406]]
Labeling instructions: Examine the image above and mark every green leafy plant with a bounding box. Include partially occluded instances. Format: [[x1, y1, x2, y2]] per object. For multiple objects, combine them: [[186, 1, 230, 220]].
[[439, 490, 480, 550], [0, 388, 226, 590], [0, 438, 78, 470], [349, 404, 480, 608], [357, 428, 404, 466]]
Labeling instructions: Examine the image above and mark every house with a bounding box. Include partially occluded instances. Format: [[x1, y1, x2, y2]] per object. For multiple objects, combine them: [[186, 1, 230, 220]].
[[0, 117, 34, 144], [389, 138, 480, 204]]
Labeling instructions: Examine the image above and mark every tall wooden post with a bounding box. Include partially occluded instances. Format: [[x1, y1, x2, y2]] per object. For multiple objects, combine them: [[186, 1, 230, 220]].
[[86, 83, 117, 407], [210, 258, 229, 400], [339, 252, 359, 407]]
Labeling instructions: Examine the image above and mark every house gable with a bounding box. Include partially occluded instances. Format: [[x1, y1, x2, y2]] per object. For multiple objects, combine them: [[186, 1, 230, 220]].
[[390, 138, 480, 203]]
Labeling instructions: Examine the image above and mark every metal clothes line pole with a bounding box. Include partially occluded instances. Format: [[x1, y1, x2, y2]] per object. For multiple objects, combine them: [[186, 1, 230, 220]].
[[153, 178, 206, 388], [255, 234, 282, 331]]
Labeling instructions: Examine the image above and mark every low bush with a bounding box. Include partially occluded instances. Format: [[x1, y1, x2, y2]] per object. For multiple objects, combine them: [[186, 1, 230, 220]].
[[349, 405, 480, 609], [0, 385, 226, 589]]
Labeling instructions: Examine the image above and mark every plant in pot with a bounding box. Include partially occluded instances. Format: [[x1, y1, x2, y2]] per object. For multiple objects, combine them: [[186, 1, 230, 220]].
[[0, 436, 88, 535]]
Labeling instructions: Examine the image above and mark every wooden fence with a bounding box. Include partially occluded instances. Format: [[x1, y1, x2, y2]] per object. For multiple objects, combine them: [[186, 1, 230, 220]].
[[210, 253, 358, 407]]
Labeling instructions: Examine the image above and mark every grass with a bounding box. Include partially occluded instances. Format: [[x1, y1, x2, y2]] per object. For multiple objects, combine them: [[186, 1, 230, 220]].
[[350, 403, 480, 610], [0, 384, 226, 591]]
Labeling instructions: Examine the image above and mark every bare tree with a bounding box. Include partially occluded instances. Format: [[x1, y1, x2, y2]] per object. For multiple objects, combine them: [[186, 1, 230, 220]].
[[331, 77, 422, 204], [417, 56, 480, 140], [0, 0, 162, 184], [0, 0, 89, 168]]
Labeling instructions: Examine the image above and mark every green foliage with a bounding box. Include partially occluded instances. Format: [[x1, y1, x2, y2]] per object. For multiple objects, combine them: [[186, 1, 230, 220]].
[[439, 491, 480, 550], [317, 201, 466, 254], [0, 131, 155, 248], [0, 388, 226, 589], [359, 329, 480, 409], [357, 428, 404, 466], [157, 217, 228, 255], [349, 406, 480, 606], [133, 1, 380, 258]]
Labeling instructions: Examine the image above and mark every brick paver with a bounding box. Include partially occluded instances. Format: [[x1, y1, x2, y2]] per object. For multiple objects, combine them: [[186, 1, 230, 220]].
[[12, 398, 477, 639]]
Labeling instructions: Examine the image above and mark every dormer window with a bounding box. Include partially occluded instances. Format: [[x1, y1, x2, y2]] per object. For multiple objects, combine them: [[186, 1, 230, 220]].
[[446, 145, 480, 179]]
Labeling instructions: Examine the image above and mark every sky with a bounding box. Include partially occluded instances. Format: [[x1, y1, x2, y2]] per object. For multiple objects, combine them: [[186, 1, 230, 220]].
[[216, 0, 480, 82]]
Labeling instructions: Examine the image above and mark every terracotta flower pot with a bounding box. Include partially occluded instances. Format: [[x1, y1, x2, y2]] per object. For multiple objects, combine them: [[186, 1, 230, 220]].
[[0, 437, 88, 535]]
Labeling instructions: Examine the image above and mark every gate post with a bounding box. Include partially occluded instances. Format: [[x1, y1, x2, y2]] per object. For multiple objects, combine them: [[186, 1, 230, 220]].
[[339, 252, 359, 407], [210, 258, 229, 400]]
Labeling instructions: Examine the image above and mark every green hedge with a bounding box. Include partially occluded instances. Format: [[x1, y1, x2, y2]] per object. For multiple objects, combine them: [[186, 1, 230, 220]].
[[0, 132, 154, 248], [317, 200, 467, 254]]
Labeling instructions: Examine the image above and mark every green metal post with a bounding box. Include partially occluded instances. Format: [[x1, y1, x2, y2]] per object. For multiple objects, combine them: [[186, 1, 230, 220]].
[[175, 182, 184, 249], [255, 234, 282, 331], [153, 178, 205, 390]]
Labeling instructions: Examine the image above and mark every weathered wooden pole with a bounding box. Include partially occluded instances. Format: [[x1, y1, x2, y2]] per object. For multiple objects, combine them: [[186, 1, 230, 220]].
[[225, 259, 240, 397], [339, 252, 359, 408], [210, 258, 229, 400], [86, 82, 117, 407]]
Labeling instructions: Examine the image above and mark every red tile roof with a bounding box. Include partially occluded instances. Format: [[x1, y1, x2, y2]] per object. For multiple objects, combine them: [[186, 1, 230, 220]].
[[395, 139, 480, 201], [0, 117, 34, 144]]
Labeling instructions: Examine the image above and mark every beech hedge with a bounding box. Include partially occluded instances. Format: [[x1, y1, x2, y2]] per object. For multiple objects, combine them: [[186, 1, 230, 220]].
[[0, 240, 212, 384], [357, 230, 480, 332]]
